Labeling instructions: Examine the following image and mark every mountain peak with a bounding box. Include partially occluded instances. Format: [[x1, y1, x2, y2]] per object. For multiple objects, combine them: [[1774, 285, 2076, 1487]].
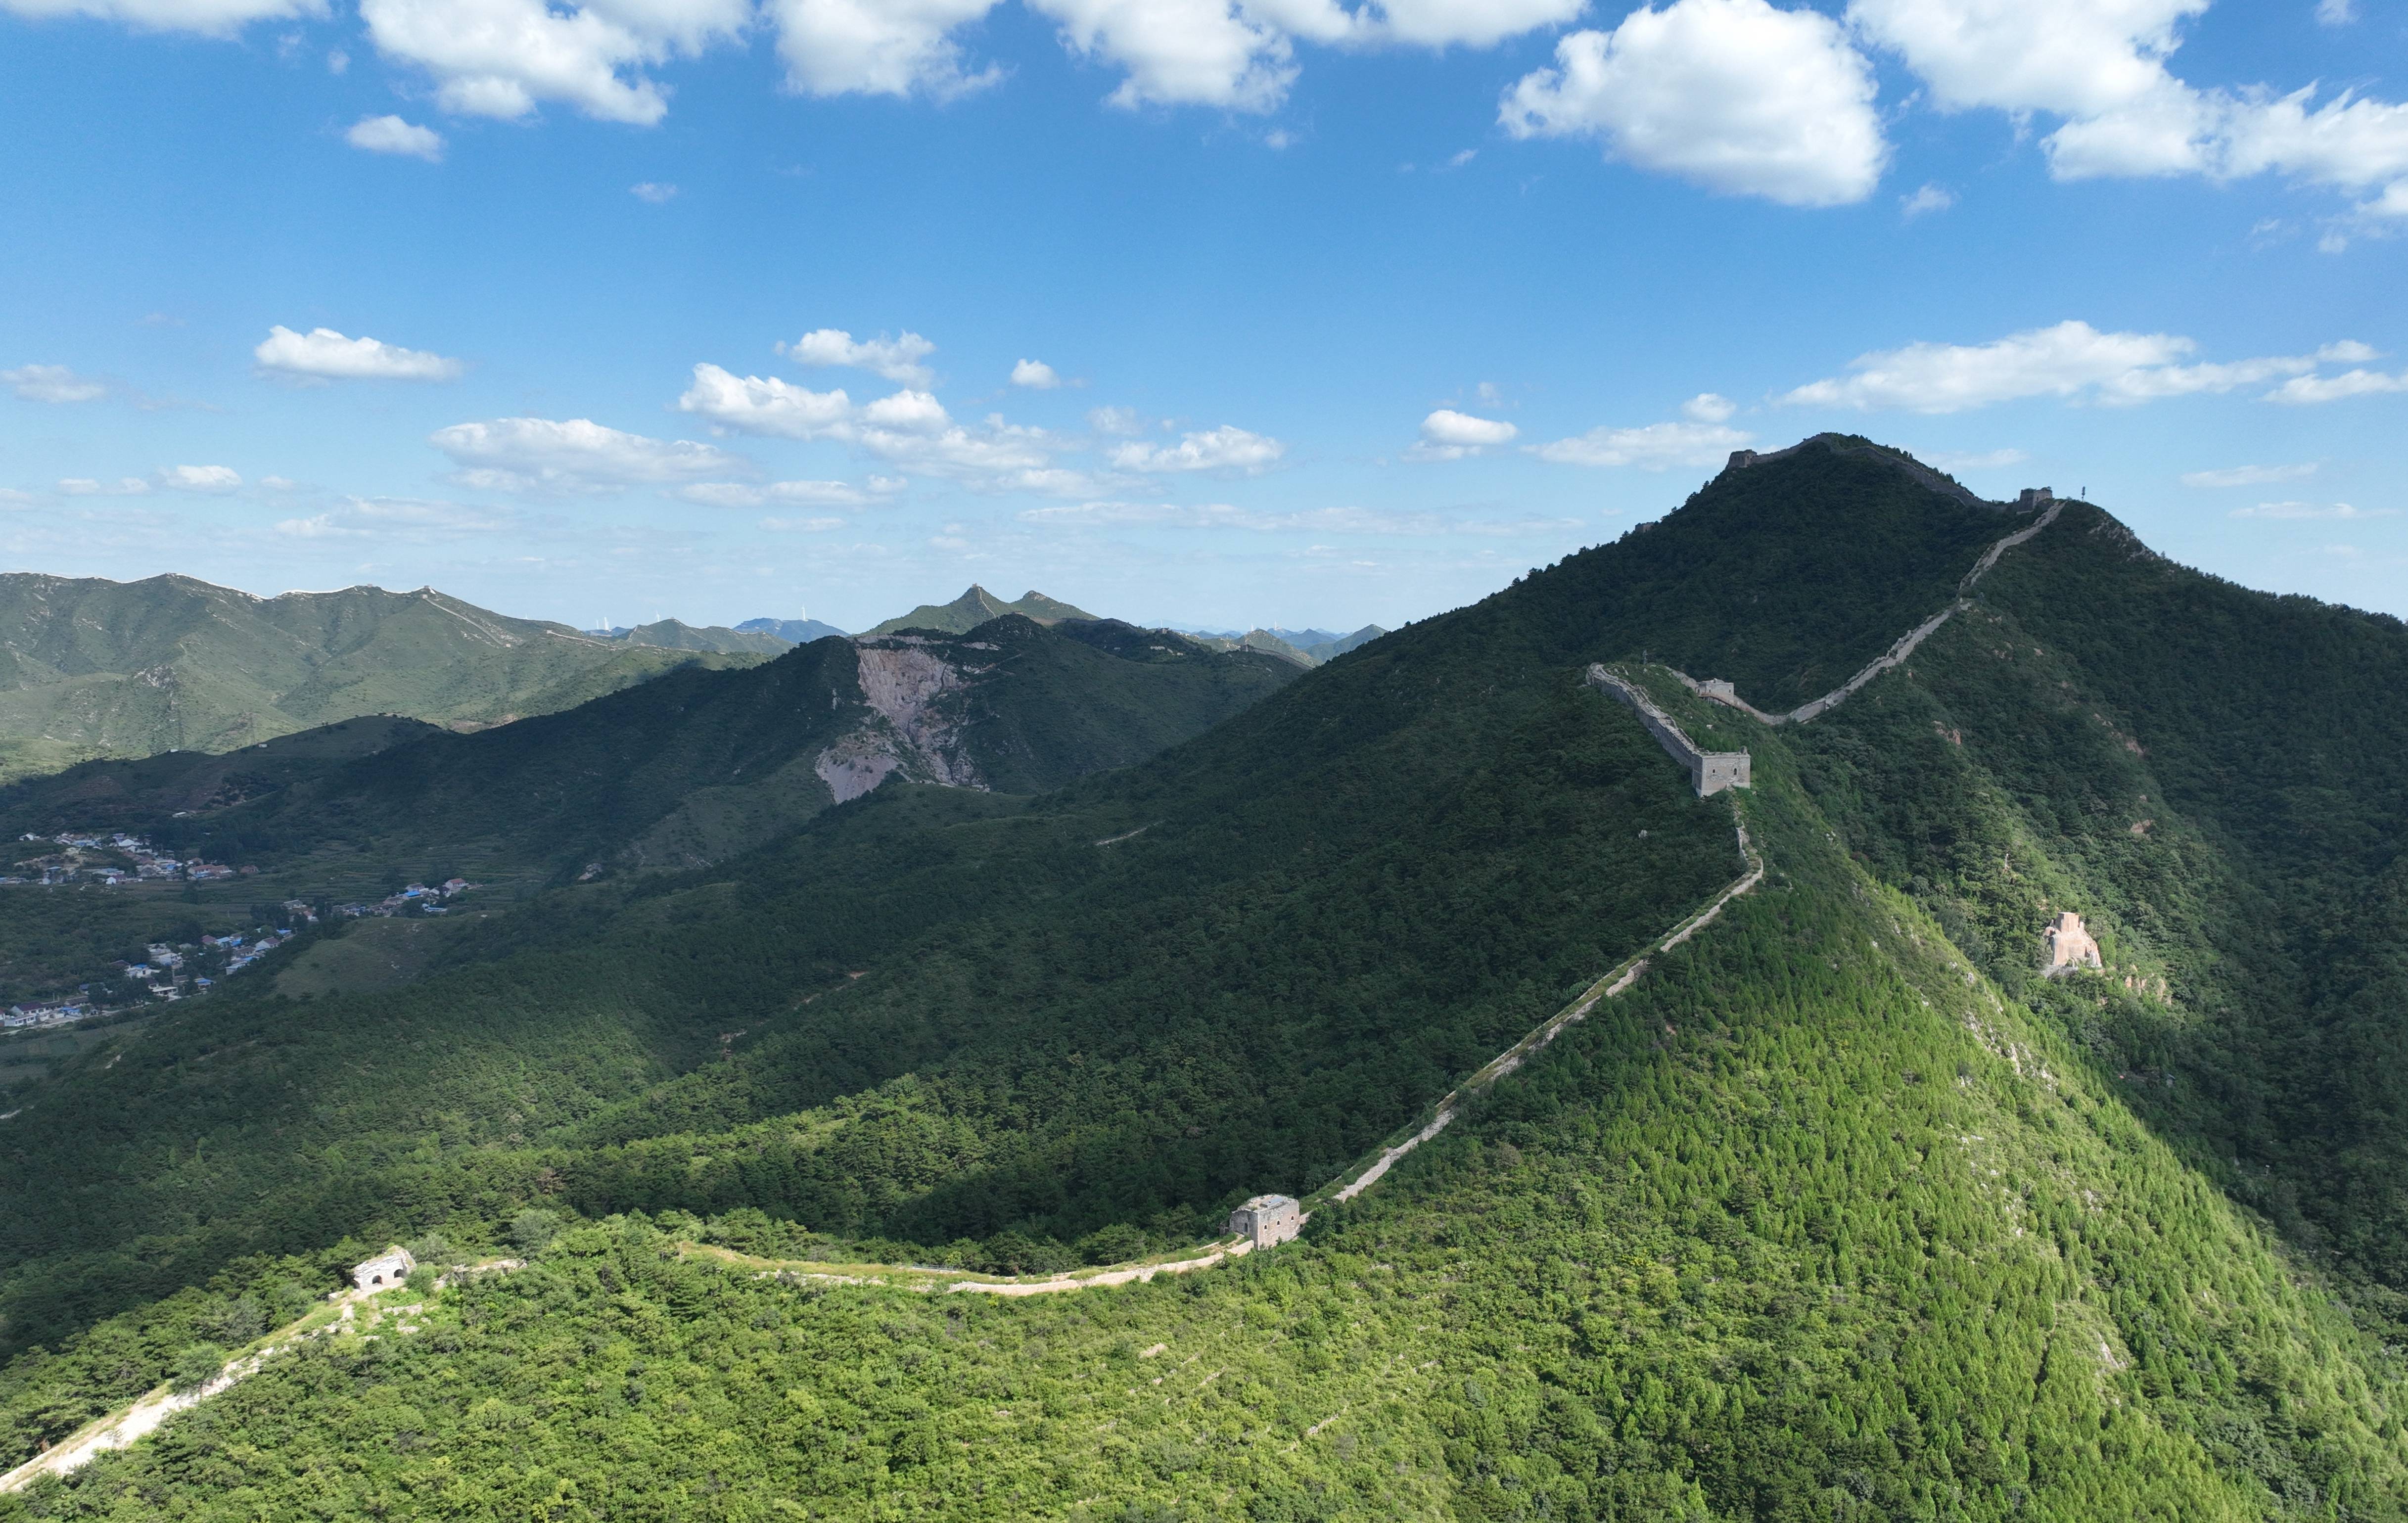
[[866, 586, 1102, 637]]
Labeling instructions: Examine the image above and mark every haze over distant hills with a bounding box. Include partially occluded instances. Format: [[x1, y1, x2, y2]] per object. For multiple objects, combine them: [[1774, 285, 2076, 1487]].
[[0, 574, 769, 785]]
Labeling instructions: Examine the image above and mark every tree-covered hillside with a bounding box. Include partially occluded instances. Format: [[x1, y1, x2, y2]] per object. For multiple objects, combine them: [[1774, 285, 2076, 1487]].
[[0, 574, 768, 783], [4, 438, 2407, 1519]]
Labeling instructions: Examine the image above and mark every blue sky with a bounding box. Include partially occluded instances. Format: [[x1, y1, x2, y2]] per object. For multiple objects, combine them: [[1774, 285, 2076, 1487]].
[[2, 0, 2404, 634]]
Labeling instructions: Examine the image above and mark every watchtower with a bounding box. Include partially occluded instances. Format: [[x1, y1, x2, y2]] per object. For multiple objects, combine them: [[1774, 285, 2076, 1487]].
[[1229, 1195, 1302, 1250]]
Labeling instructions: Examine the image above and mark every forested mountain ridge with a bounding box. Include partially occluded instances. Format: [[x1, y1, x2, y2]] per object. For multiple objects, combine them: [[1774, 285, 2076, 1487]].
[[6, 437, 2408, 1520], [19, 615, 1303, 882], [0, 574, 769, 783]]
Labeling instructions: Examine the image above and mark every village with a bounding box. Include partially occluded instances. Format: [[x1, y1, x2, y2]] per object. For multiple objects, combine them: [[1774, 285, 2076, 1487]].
[[1, 852, 479, 1031], [0, 830, 245, 887]]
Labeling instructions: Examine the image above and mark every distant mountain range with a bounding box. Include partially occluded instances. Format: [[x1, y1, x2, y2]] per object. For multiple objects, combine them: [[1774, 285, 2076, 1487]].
[[862, 585, 1101, 636], [0, 574, 766, 785], [0, 572, 1386, 784]]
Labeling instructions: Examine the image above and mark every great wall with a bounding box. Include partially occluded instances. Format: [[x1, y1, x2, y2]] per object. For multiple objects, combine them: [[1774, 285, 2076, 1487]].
[[0, 467, 2076, 1487]]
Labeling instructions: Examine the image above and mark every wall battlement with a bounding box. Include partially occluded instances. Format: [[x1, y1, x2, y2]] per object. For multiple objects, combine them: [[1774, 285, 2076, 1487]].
[[1586, 666, 1752, 797]]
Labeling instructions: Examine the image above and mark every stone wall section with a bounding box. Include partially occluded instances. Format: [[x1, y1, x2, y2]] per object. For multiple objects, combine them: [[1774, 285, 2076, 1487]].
[[1585, 666, 1752, 796], [1676, 501, 2065, 729]]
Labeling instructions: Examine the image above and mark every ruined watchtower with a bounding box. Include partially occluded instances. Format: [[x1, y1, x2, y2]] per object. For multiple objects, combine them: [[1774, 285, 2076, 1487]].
[[2017, 487, 2055, 509], [351, 1245, 416, 1291], [1229, 1195, 1302, 1250], [2041, 912, 2102, 976]]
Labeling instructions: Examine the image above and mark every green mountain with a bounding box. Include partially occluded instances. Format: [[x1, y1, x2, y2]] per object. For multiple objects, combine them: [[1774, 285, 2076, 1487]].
[[6, 615, 1301, 883], [736, 616, 848, 644], [610, 619, 795, 655], [4, 436, 2408, 1519], [863, 585, 1100, 636], [0, 574, 769, 784]]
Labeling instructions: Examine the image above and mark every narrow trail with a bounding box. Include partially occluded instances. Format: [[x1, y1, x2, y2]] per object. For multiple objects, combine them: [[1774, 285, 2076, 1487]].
[[0, 1260, 519, 1494], [1673, 501, 2064, 727]]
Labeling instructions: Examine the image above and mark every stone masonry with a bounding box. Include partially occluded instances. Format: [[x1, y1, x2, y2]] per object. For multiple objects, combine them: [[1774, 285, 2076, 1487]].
[[1586, 666, 1752, 797], [2042, 912, 2103, 976], [351, 1246, 416, 1292], [1228, 1195, 1303, 1250]]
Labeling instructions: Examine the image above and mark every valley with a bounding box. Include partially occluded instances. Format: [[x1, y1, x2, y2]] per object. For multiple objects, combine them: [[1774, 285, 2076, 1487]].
[[0, 436, 2405, 1520]]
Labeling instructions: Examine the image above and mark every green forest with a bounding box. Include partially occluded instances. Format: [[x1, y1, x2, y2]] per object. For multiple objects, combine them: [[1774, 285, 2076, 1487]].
[[4, 438, 2407, 1520]]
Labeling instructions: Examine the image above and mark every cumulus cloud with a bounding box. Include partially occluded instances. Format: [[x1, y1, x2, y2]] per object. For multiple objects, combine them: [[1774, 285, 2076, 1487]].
[[1501, 0, 1887, 207], [1410, 408, 1517, 460], [1781, 322, 2378, 413], [1086, 404, 1145, 435], [2226, 500, 2395, 519], [768, 0, 1003, 99], [157, 464, 243, 492], [4, 364, 107, 403], [277, 496, 508, 538], [1848, 0, 2408, 215], [358, 0, 746, 125], [254, 325, 464, 382], [2181, 462, 2317, 487], [761, 514, 849, 531], [630, 181, 678, 202], [432, 416, 745, 494], [780, 327, 936, 385], [1680, 392, 1735, 422], [0, 0, 319, 35], [1110, 424, 1285, 473], [57, 477, 151, 496], [677, 364, 855, 438], [1530, 418, 1752, 467], [1011, 358, 1062, 388], [345, 114, 444, 159]]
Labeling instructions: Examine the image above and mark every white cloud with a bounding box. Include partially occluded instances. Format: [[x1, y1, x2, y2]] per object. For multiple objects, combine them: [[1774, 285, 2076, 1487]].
[[2264, 368, 2408, 403], [2315, 0, 2353, 22], [1086, 404, 1145, 435], [0, 0, 320, 36], [1531, 418, 1752, 467], [260, 475, 301, 490], [1030, 0, 1294, 111], [768, 0, 1003, 99], [1781, 321, 2377, 413], [681, 478, 889, 507], [1899, 182, 1954, 216], [677, 364, 855, 438], [345, 114, 444, 159], [253, 325, 464, 381], [762, 514, 849, 531], [358, 0, 746, 125], [2182, 462, 2317, 487], [1679, 392, 1735, 422], [1011, 358, 1062, 388], [1501, 0, 1887, 207], [861, 388, 950, 430], [432, 416, 745, 493], [157, 464, 242, 492], [3, 364, 107, 403], [277, 496, 506, 538], [0, 488, 33, 507], [780, 327, 936, 385], [1110, 424, 1285, 473], [1924, 447, 2028, 471], [1848, 0, 2408, 213], [1410, 408, 1517, 460], [57, 477, 151, 496], [631, 181, 679, 201], [2228, 501, 2395, 519]]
